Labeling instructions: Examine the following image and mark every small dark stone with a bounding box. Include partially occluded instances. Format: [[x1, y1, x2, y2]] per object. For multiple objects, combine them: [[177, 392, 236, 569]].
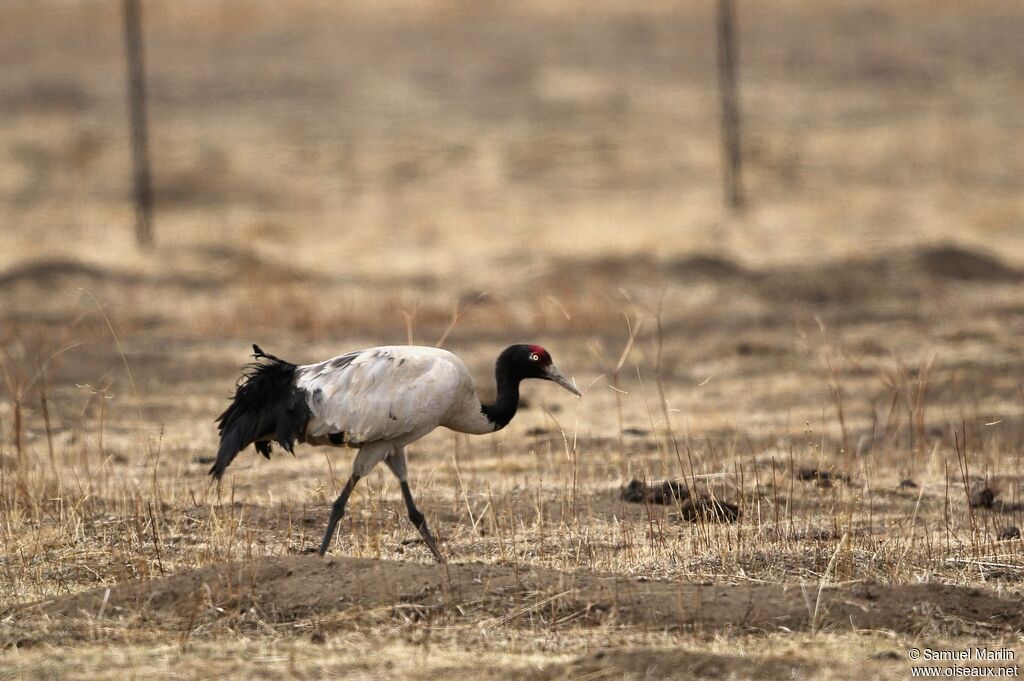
[[899, 479, 918, 489], [310, 631, 326, 645], [736, 341, 754, 355], [622, 427, 649, 436], [997, 526, 1020, 540], [735, 340, 779, 356], [871, 650, 900, 661]]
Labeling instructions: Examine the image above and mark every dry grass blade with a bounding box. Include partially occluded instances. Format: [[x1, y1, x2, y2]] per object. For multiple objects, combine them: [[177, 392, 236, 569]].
[[479, 589, 575, 629]]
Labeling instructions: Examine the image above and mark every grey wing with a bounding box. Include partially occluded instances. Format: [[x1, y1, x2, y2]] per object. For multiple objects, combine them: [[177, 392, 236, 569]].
[[295, 348, 463, 445]]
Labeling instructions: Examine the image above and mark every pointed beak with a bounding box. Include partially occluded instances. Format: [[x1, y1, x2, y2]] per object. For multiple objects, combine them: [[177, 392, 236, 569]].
[[545, 365, 582, 397]]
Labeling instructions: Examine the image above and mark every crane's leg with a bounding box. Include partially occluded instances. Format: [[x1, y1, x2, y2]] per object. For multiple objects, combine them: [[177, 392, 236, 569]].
[[386, 448, 445, 563], [318, 443, 389, 556], [318, 473, 359, 556]]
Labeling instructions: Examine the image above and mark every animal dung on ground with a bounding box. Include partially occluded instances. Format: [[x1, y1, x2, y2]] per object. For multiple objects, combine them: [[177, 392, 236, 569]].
[[679, 497, 740, 523], [968, 481, 998, 509], [795, 467, 852, 486], [621, 479, 690, 504], [997, 526, 1020, 540], [871, 651, 901, 661], [621, 479, 739, 523]]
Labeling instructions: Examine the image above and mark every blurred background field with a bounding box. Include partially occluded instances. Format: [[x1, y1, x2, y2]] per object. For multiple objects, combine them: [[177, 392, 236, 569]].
[[2, 1, 1024, 679], [4, 0, 1023, 272]]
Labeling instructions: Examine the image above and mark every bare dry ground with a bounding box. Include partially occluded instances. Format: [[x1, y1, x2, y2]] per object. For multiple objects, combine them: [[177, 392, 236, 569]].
[[20, 555, 1024, 635], [2, 1, 1024, 679]]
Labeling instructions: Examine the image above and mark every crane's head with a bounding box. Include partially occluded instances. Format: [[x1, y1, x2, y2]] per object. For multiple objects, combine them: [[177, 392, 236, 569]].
[[498, 344, 582, 396]]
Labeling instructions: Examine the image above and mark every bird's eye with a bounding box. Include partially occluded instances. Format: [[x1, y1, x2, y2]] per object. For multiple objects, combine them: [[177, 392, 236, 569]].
[[529, 353, 539, 361]]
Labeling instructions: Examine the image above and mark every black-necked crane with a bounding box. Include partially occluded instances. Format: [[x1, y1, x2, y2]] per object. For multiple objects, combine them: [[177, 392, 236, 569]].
[[210, 343, 581, 562]]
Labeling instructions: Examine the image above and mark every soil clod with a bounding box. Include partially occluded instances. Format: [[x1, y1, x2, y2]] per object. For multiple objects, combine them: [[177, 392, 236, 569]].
[[796, 468, 851, 485], [968, 482, 998, 509], [997, 526, 1020, 540], [621, 479, 690, 504], [679, 498, 740, 523], [621, 480, 738, 523]]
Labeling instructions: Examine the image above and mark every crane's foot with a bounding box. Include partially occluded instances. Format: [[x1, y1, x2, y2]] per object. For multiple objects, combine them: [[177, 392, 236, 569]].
[[398, 480, 445, 562], [417, 522, 445, 563]]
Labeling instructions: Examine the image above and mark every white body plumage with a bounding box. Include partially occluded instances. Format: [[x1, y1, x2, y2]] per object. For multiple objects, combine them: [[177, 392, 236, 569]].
[[296, 345, 496, 450]]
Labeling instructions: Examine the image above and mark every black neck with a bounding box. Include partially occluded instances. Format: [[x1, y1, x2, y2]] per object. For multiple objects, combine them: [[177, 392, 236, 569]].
[[480, 364, 521, 430]]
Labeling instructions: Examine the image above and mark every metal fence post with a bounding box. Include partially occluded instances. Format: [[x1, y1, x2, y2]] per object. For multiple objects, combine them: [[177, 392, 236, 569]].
[[716, 0, 743, 210], [123, 0, 154, 247]]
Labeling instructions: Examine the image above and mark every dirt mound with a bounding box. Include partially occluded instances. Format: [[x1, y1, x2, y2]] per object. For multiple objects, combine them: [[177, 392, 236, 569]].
[[0, 258, 146, 289], [751, 245, 1020, 305], [176, 244, 323, 285], [527, 648, 814, 681], [543, 245, 1018, 307], [545, 253, 748, 288], [0, 251, 320, 293], [666, 254, 749, 282], [22, 557, 1024, 639], [914, 245, 1020, 281], [0, 257, 217, 292], [0, 81, 93, 114]]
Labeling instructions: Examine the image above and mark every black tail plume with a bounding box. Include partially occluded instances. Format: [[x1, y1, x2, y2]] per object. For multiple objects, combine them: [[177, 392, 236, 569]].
[[210, 345, 312, 480]]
